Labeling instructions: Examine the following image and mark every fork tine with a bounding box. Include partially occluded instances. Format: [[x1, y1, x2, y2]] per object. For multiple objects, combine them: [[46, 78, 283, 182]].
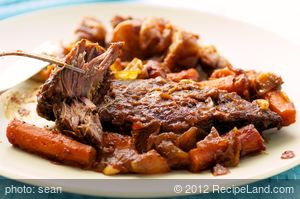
[[0, 51, 85, 74]]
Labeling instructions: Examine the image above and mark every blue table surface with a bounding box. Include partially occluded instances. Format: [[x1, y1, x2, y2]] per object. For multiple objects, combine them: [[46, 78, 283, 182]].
[[0, 0, 299, 198]]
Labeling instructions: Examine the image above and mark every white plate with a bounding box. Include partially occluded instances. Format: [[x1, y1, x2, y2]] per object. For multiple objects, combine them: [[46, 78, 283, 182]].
[[0, 2, 299, 198]]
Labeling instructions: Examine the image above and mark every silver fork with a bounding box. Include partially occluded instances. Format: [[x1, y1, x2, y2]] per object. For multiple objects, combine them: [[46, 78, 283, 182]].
[[0, 42, 84, 94]]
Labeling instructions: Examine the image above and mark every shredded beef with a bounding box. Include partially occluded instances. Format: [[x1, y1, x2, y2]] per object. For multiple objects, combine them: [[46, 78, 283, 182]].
[[37, 40, 123, 148]]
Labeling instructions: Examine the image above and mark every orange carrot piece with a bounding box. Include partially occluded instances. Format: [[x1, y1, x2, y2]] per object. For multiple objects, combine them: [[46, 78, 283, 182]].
[[264, 90, 296, 126], [189, 125, 265, 172], [199, 74, 249, 98], [237, 124, 265, 156], [199, 75, 235, 90], [7, 119, 96, 167], [167, 68, 200, 82], [32, 64, 55, 82], [210, 67, 237, 79]]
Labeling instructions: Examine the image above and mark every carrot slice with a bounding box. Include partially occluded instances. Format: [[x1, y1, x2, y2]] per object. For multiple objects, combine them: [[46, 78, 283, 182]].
[[210, 67, 237, 79], [264, 90, 296, 126], [167, 68, 200, 82], [199, 74, 249, 98], [6, 119, 96, 167], [200, 75, 235, 90]]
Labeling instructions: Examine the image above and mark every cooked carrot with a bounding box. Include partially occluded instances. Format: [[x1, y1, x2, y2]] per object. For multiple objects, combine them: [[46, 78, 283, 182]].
[[223, 125, 265, 157], [189, 129, 228, 172], [236, 124, 265, 156], [167, 68, 200, 82], [264, 90, 296, 126], [199, 74, 249, 98], [189, 125, 265, 172], [200, 75, 235, 90], [209, 67, 237, 79], [32, 64, 55, 82], [6, 119, 96, 167]]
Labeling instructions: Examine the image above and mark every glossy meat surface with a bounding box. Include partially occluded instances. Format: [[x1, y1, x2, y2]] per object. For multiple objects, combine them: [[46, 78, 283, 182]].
[[99, 78, 282, 135]]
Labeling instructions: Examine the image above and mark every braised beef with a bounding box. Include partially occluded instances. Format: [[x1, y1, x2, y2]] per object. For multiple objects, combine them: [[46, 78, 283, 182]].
[[75, 17, 107, 46], [111, 15, 133, 28], [163, 30, 199, 71], [36, 38, 282, 155], [110, 16, 233, 73], [99, 78, 282, 137], [37, 40, 123, 148], [31, 15, 295, 175], [198, 45, 232, 69]]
